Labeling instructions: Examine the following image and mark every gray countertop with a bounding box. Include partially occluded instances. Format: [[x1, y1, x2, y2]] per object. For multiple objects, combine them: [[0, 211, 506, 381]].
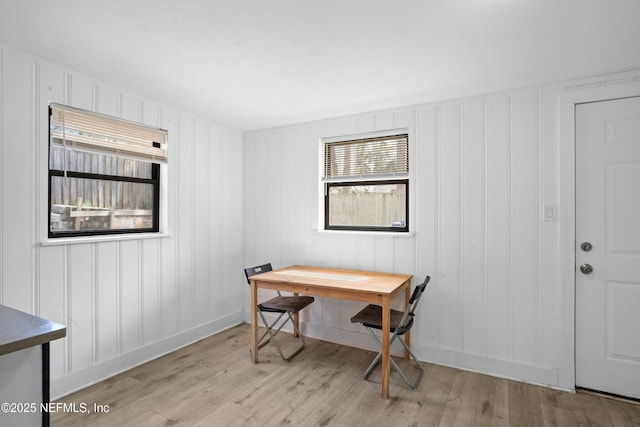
[[0, 305, 66, 356]]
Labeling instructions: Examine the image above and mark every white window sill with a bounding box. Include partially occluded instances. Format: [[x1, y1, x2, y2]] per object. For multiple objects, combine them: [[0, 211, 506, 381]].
[[41, 232, 171, 246], [314, 229, 415, 238]]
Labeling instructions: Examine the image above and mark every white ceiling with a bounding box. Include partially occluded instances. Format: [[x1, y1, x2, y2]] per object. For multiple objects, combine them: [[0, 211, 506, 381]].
[[1, 0, 640, 131]]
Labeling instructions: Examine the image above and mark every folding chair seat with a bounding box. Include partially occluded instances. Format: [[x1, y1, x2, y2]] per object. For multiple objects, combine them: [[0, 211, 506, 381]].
[[244, 263, 315, 362], [350, 275, 430, 389]]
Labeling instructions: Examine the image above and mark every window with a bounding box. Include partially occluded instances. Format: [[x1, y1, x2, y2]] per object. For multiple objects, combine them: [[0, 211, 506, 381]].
[[322, 132, 409, 232], [48, 103, 167, 238]]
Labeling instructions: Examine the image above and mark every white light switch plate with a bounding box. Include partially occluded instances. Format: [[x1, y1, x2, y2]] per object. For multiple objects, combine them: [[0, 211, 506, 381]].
[[543, 204, 558, 221]]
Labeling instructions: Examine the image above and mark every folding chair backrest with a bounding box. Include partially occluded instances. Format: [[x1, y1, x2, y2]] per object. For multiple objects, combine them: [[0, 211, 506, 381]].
[[244, 263, 273, 285], [397, 275, 430, 334], [408, 275, 430, 311]]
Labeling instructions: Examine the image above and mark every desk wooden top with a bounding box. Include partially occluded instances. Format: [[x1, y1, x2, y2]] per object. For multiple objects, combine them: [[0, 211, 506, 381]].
[[250, 265, 412, 302], [0, 305, 66, 356]]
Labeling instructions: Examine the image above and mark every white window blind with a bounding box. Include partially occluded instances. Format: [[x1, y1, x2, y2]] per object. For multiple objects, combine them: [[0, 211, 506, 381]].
[[323, 133, 408, 181], [50, 103, 167, 163]]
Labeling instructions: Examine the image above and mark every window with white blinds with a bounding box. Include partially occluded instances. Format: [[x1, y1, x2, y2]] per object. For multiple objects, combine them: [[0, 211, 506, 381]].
[[50, 103, 167, 163], [323, 134, 408, 181], [48, 103, 167, 238], [322, 132, 409, 232]]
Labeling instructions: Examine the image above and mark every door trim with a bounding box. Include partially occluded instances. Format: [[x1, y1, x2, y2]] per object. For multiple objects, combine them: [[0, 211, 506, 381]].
[[557, 71, 640, 392]]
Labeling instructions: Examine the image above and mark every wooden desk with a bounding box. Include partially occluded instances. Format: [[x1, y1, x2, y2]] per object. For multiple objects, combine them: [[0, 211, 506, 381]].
[[249, 265, 412, 399]]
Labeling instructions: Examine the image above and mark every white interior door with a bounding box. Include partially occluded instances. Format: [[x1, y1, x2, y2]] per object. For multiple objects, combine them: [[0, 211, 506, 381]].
[[575, 96, 640, 400]]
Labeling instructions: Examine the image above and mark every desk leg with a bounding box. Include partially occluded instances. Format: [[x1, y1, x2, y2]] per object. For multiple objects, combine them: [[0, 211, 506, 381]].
[[250, 279, 258, 363], [381, 295, 391, 399], [404, 280, 411, 361]]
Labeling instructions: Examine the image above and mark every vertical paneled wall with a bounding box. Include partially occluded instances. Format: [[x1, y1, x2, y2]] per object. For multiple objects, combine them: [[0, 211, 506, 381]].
[[0, 44, 244, 398], [244, 89, 563, 387]]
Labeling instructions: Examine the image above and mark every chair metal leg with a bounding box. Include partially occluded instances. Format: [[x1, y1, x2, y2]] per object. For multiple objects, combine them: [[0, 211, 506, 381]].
[[362, 327, 424, 390], [362, 328, 384, 379], [258, 310, 306, 362], [257, 312, 287, 348], [395, 334, 424, 389]]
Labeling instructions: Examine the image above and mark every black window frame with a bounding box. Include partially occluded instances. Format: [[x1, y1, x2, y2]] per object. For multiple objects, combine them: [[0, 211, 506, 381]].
[[324, 178, 409, 232]]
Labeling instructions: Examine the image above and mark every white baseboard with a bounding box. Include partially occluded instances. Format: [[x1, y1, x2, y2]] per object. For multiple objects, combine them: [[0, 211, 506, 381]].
[[52, 311, 244, 400], [414, 344, 561, 390], [305, 324, 560, 389], [303, 323, 407, 356]]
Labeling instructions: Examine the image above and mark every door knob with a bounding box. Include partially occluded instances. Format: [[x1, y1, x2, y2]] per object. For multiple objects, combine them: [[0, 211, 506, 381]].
[[580, 264, 593, 274]]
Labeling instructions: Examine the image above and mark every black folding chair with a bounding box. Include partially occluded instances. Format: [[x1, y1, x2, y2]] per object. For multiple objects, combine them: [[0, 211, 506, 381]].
[[244, 263, 315, 362], [350, 275, 430, 389]]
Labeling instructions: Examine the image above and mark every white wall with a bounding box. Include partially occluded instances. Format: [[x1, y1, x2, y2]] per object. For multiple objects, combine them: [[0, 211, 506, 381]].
[[0, 43, 245, 398], [243, 71, 640, 391]]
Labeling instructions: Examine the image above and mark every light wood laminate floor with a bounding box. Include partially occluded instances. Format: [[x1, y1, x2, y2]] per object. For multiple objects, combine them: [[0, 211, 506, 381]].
[[52, 324, 640, 427]]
